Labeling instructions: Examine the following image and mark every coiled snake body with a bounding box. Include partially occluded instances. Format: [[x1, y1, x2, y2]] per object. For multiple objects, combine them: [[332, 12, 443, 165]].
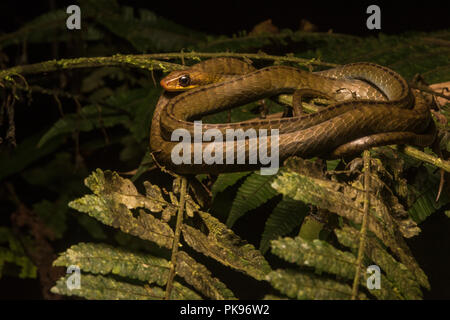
[[150, 58, 435, 174]]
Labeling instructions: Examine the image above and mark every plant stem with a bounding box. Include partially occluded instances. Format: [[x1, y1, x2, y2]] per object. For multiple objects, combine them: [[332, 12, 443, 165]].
[[0, 55, 183, 81], [387, 145, 450, 172], [164, 176, 188, 300], [351, 150, 371, 300], [0, 51, 338, 83], [140, 52, 339, 68]]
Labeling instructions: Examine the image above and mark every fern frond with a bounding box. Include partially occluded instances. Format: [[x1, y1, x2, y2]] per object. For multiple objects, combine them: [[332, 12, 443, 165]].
[[176, 251, 236, 300], [53, 242, 235, 300], [211, 171, 252, 199], [266, 269, 367, 300], [271, 236, 357, 279], [68, 169, 175, 248], [182, 210, 271, 280], [271, 157, 428, 287], [335, 226, 425, 298], [0, 227, 37, 279], [270, 236, 407, 299], [51, 273, 201, 300], [259, 197, 308, 254], [53, 242, 170, 285], [227, 172, 278, 227]]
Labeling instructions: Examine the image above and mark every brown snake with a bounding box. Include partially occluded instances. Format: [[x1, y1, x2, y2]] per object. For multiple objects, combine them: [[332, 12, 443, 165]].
[[150, 58, 436, 174]]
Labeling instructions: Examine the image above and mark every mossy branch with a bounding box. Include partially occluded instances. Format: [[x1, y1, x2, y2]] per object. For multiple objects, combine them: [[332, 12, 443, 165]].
[[0, 55, 182, 81], [139, 52, 339, 68], [0, 51, 337, 84]]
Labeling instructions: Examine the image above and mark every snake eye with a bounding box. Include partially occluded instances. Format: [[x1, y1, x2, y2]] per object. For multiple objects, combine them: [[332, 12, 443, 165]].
[[179, 75, 191, 87]]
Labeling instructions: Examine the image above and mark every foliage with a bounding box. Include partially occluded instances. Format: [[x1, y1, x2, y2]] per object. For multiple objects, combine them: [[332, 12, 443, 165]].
[[0, 227, 37, 279], [266, 157, 429, 299], [54, 169, 270, 299]]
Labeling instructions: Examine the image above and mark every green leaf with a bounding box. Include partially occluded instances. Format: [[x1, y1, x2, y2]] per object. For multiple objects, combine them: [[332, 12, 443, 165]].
[[37, 104, 128, 148], [32, 198, 69, 239], [131, 150, 155, 182], [227, 172, 278, 227], [0, 227, 37, 279], [271, 157, 426, 285], [271, 236, 357, 279], [69, 169, 175, 248], [0, 131, 64, 180], [335, 226, 426, 297], [266, 269, 367, 300], [182, 210, 271, 281], [408, 164, 450, 223], [298, 30, 450, 83], [53, 243, 170, 285], [176, 251, 236, 300], [259, 197, 308, 254], [76, 215, 108, 240], [22, 152, 88, 194], [106, 87, 161, 142], [211, 171, 252, 199], [51, 273, 200, 300], [270, 235, 406, 300]]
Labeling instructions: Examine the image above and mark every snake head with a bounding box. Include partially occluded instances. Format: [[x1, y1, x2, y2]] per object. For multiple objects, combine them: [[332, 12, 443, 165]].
[[160, 70, 218, 92]]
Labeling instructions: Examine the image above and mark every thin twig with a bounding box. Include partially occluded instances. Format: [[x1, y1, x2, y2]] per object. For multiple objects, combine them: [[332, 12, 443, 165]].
[[140, 52, 339, 68], [52, 93, 64, 117], [410, 82, 450, 101], [164, 176, 188, 300], [5, 93, 17, 147], [386, 145, 450, 172], [351, 150, 371, 300]]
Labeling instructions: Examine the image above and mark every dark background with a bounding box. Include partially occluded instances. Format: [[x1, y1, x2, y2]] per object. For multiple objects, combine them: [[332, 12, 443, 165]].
[[0, 1, 449, 36], [0, 0, 449, 300]]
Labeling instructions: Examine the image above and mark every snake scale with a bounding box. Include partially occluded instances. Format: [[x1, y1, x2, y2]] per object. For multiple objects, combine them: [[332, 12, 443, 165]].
[[150, 58, 436, 174]]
